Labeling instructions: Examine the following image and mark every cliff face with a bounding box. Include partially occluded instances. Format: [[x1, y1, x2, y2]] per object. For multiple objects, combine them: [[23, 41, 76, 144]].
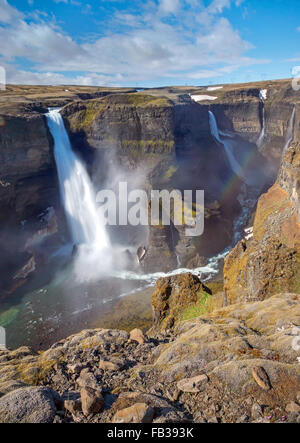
[[62, 94, 176, 162], [62, 92, 261, 271], [0, 110, 60, 296], [224, 116, 300, 304], [0, 86, 135, 298], [207, 80, 298, 175], [0, 112, 56, 222], [1, 80, 298, 290]]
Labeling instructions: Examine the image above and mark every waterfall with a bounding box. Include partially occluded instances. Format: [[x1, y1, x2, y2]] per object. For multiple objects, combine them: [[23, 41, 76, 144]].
[[256, 90, 266, 148], [282, 107, 296, 155], [208, 110, 248, 183], [256, 105, 265, 148], [46, 109, 110, 251]]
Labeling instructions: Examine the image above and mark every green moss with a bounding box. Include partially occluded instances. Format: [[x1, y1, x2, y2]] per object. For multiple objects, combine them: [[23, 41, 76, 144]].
[[67, 100, 106, 132], [180, 291, 212, 321], [17, 359, 56, 385], [0, 307, 19, 327], [123, 94, 172, 107], [162, 165, 178, 182]]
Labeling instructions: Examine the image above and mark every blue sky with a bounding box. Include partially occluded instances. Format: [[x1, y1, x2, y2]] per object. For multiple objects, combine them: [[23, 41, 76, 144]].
[[0, 0, 299, 86]]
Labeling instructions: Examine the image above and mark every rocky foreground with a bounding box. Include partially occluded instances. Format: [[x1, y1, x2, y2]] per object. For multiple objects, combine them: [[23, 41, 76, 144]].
[[0, 277, 299, 423]]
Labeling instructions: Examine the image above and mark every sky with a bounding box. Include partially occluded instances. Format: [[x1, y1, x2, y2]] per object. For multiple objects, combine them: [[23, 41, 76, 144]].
[[0, 0, 299, 87]]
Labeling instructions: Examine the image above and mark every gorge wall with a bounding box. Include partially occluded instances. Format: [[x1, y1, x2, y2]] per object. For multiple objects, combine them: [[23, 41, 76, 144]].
[[0, 80, 298, 298], [62, 80, 297, 272]]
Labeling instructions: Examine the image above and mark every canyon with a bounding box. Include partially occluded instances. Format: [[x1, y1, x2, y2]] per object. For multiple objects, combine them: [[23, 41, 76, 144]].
[[0, 79, 299, 423]]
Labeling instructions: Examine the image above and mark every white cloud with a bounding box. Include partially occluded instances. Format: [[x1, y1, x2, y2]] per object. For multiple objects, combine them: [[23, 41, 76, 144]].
[[208, 0, 231, 14], [297, 26, 300, 32], [0, 0, 23, 23], [158, 0, 181, 15], [0, 0, 267, 86]]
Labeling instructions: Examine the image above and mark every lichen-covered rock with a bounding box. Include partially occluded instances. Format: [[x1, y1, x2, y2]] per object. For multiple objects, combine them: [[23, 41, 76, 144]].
[[0, 387, 58, 423], [150, 273, 211, 332]]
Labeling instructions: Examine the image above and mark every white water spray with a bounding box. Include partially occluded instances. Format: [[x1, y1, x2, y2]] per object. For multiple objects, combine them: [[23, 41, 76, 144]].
[[46, 108, 110, 254]]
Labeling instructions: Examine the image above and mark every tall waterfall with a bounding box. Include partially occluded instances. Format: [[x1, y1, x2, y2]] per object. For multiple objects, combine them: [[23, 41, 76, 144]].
[[257, 89, 267, 148], [209, 110, 248, 184], [46, 109, 110, 251], [282, 107, 296, 156]]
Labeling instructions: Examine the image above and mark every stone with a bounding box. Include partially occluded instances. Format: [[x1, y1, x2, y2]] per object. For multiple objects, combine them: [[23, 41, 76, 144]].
[[99, 358, 124, 371], [251, 403, 263, 420], [286, 402, 300, 414], [64, 399, 82, 415], [67, 363, 85, 374], [80, 387, 104, 416], [0, 387, 58, 423], [77, 370, 98, 389], [177, 374, 208, 393], [252, 366, 272, 391], [112, 403, 154, 424], [130, 329, 147, 344]]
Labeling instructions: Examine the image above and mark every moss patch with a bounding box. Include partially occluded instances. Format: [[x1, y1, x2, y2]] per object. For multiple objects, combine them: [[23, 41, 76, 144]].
[[67, 101, 106, 132], [0, 308, 19, 327]]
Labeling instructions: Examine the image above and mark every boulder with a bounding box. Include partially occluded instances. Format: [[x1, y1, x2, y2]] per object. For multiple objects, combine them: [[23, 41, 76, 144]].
[[130, 329, 146, 345], [0, 387, 58, 423], [112, 403, 154, 424], [80, 387, 104, 416]]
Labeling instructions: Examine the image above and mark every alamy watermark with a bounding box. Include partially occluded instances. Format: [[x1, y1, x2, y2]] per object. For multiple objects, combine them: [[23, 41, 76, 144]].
[[0, 66, 6, 91], [0, 327, 6, 350], [96, 183, 205, 237], [292, 66, 300, 91]]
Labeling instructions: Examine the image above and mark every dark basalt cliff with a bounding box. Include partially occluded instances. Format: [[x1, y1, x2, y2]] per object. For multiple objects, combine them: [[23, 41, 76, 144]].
[[0, 111, 59, 296], [0, 111, 56, 223]]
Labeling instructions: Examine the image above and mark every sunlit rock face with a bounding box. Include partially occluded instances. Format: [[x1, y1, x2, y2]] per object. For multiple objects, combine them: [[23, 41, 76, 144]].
[[224, 139, 300, 304]]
